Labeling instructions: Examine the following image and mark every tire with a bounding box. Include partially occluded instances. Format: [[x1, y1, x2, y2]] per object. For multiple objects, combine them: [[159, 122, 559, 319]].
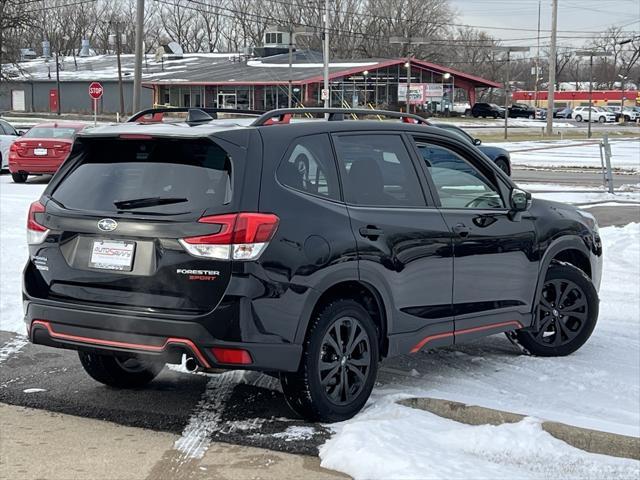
[[528, 114, 534, 119], [494, 157, 511, 176], [624, 115, 630, 122], [472, 113, 479, 118], [78, 351, 164, 388], [598, 116, 606, 123], [11, 172, 27, 183], [492, 114, 498, 119], [574, 114, 582, 122], [510, 263, 598, 357], [280, 298, 379, 422]]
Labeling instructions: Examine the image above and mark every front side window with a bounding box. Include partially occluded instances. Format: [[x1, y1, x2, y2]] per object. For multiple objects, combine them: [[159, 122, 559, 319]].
[[333, 134, 425, 207], [417, 142, 504, 209], [277, 134, 340, 200]]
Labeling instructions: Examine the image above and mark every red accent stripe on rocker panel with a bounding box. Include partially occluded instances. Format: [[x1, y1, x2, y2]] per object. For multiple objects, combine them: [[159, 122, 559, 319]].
[[30, 320, 212, 368], [410, 320, 524, 353]]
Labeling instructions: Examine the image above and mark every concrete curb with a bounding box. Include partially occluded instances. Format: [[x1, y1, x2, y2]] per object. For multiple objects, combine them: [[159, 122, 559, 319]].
[[398, 397, 640, 461]]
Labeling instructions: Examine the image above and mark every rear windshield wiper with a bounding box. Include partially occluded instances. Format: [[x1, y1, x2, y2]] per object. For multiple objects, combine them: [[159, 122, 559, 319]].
[[113, 196, 188, 210]]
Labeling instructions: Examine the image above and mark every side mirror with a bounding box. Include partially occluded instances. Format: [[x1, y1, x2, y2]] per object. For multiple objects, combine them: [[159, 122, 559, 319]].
[[473, 138, 482, 146], [510, 188, 532, 221]]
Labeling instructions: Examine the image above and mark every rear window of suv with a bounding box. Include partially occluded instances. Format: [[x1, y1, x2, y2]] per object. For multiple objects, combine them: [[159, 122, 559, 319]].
[[51, 137, 232, 214]]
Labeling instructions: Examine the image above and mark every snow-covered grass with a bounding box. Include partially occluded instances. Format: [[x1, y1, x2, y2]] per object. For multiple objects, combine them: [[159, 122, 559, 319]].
[[494, 138, 640, 172], [320, 222, 640, 479]]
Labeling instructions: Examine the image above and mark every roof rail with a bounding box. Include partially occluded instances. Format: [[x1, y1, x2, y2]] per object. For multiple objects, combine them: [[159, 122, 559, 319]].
[[127, 107, 265, 123], [250, 108, 431, 126]]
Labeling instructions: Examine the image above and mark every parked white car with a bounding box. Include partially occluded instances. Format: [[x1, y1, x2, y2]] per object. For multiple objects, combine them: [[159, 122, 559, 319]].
[[607, 106, 639, 122], [572, 107, 616, 123], [0, 119, 21, 171]]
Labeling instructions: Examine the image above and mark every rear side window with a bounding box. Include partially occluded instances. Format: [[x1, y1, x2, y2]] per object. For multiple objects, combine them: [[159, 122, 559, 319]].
[[333, 134, 425, 207], [277, 134, 340, 200], [52, 138, 232, 214]]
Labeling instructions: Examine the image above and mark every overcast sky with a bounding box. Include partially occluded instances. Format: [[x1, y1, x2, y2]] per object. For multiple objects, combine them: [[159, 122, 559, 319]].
[[449, 0, 639, 49]]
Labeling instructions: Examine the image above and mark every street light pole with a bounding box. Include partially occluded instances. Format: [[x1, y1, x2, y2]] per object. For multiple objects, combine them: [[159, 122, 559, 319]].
[[576, 50, 611, 138], [492, 46, 529, 140], [546, 0, 558, 135], [618, 74, 627, 114]]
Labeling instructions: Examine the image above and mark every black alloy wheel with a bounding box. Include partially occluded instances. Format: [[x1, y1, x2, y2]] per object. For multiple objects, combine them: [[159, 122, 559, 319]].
[[510, 264, 598, 356], [319, 316, 371, 405], [534, 278, 589, 347], [280, 298, 379, 422]]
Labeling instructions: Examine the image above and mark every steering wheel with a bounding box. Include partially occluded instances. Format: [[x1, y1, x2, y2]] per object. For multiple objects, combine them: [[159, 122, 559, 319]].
[[465, 193, 502, 209]]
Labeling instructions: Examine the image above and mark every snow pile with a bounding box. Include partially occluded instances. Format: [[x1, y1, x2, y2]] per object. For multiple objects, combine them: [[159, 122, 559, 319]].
[[320, 223, 640, 479], [320, 393, 639, 479]]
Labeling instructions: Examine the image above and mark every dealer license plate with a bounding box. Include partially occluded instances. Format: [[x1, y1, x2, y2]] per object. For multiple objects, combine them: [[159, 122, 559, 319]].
[[89, 240, 135, 271]]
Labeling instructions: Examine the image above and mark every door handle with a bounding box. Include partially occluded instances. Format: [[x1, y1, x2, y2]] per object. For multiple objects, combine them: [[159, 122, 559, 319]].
[[452, 223, 470, 237], [359, 226, 384, 239]]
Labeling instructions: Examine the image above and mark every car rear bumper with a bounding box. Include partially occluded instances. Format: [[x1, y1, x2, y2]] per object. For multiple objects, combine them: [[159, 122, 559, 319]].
[[9, 157, 64, 174], [24, 299, 302, 373]]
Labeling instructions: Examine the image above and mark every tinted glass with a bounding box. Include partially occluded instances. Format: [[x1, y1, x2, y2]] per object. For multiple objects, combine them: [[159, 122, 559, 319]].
[[417, 143, 504, 209], [52, 138, 232, 214], [24, 127, 79, 139], [333, 134, 425, 207], [277, 134, 340, 200]]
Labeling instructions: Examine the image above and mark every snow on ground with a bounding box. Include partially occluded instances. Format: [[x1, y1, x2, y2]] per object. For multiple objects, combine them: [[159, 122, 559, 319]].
[[493, 138, 640, 172], [0, 177, 47, 333], [1, 161, 639, 478], [320, 222, 640, 479], [519, 182, 640, 205]]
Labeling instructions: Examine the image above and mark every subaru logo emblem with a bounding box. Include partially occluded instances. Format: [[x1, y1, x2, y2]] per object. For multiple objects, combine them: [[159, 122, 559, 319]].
[[97, 218, 117, 232]]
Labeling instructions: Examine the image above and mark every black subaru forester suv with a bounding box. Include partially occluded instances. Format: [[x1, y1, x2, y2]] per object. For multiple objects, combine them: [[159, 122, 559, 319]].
[[24, 108, 602, 422]]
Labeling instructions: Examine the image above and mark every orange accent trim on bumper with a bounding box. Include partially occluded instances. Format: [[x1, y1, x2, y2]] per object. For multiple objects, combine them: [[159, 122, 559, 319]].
[[410, 320, 524, 353], [30, 320, 212, 369]]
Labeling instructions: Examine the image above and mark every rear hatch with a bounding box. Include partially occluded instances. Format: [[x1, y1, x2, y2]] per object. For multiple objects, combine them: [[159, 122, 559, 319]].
[[29, 133, 258, 315]]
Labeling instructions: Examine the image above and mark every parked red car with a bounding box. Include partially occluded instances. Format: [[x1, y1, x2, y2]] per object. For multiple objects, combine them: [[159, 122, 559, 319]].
[[9, 122, 86, 183]]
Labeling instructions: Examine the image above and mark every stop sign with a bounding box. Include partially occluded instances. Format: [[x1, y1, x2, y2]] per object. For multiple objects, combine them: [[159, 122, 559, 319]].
[[89, 82, 103, 100]]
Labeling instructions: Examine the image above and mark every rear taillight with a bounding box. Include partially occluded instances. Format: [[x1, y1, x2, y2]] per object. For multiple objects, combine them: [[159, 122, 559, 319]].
[[27, 201, 49, 245], [179, 213, 279, 261], [9, 142, 27, 157]]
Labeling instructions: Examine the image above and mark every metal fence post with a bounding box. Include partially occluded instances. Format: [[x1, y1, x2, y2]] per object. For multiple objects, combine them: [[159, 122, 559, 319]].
[[602, 134, 614, 194]]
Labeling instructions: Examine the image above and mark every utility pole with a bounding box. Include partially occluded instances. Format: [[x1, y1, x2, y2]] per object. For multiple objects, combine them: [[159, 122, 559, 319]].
[[546, 0, 558, 135], [493, 46, 529, 140], [533, 0, 541, 113], [288, 25, 294, 108], [55, 51, 61, 116], [133, 0, 144, 113], [111, 21, 125, 118], [322, 0, 330, 108], [576, 50, 611, 138]]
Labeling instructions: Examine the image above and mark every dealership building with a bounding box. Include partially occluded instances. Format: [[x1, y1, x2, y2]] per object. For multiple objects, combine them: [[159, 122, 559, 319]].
[[1, 35, 500, 115]]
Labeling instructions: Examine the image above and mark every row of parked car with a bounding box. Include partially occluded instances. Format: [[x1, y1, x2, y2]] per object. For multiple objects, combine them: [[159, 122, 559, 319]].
[[469, 102, 640, 122]]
